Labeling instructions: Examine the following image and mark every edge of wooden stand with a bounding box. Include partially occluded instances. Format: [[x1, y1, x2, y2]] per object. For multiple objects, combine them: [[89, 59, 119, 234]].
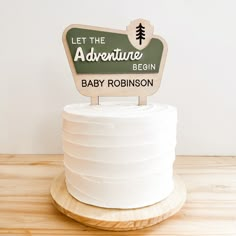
[[50, 172, 186, 231]]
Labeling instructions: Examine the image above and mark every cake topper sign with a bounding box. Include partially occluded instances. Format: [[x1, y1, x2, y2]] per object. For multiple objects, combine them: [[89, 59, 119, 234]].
[[63, 19, 167, 105]]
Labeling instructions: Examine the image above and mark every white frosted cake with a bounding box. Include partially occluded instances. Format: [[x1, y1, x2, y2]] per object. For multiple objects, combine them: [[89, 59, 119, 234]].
[[62, 102, 177, 209]]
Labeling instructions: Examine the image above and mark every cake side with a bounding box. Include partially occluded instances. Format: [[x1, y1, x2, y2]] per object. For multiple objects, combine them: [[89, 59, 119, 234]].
[[62, 102, 177, 209]]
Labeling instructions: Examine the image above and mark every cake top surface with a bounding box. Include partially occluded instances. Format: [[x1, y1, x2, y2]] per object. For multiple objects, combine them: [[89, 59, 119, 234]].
[[63, 102, 176, 118]]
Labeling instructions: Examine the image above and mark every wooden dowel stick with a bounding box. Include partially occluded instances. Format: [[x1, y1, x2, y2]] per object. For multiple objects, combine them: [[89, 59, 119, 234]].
[[91, 96, 99, 105], [138, 96, 147, 105]]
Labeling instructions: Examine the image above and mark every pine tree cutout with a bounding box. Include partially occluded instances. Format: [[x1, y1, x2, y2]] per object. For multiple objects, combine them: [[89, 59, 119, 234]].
[[136, 23, 145, 45]]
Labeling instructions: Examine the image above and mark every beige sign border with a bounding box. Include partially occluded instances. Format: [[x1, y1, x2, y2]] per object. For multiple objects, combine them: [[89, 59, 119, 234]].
[[62, 19, 167, 105]]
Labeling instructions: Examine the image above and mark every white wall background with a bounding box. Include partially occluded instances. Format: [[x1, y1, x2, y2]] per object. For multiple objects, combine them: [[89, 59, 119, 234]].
[[1, 0, 236, 155]]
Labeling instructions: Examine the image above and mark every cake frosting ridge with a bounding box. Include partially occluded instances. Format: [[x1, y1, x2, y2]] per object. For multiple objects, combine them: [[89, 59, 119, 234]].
[[63, 102, 177, 209]]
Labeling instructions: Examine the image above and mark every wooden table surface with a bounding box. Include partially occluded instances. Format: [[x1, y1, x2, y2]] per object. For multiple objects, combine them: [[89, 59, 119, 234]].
[[0, 155, 236, 236]]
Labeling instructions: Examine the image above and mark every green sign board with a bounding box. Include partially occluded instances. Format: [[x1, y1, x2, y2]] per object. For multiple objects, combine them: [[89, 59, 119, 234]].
[[66, 28, 164, 74]]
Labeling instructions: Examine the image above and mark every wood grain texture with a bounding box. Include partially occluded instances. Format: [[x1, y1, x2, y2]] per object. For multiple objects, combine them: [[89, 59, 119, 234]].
[[50, 173, 186, 231], [0, 155, 236, 235]]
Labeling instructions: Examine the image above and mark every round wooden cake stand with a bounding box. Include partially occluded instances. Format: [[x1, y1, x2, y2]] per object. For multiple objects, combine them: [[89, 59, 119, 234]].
[[50, 172, 186, 231]]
